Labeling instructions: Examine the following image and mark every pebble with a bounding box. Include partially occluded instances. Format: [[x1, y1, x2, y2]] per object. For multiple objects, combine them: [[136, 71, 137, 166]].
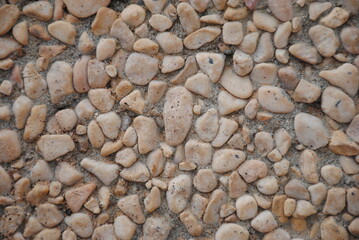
[[185, 73, 212, 98], [88, 88, 114, 113], [278, 66, 300, 90], [149, 14, 172, 32], [258, 86, 294, 114], [292, 200, 317, 219], [121, 4, 146, 27], [257, 176, 279, 195], [48, 21, 76, 45], [0, 130, 22, 163], [156, 32, 183, 54], [308, 182, 327, 206], [228, 171, 247, 198], [235, 195, 258, 220], [55, 109, 77, 131], [212, 149, 245, 173], [251, 63, 277, 85], [133, 116, 159, 154], [0, 206, 25, 236], [0, 166, 12, 194], [146, 80, 167, 104], [284, 179, 310, 200], [114, 215, 136, 240], [274, 22, 292, 48], [289, 43, 320, 65], [244, 99, 259, 120], [144, 0, 167, 14], [347, 188, 359, 216], [0, 4, 20, 35], [73, 56, 90, 93], [31, 160, 53, 182], [0, 58, 14, 70], [161, 56, 184, 74], [23, 216, 43, 238], [321, 86, 355, 123], [215, 223, 249, 240], [115, 148, 136, 167], [240, 32, 259, 54], [220, 67, 253, 99], [185, 140, 212, 166], [75, 99, 95, 122], [184, 27, 221, 50], [251, 210, 278, 233], [87, 120, 105, 147], [284, 199, 296, 217], [115, 80, 133, 100], [81, 158, 119, 185], [37, 134, 75, 161], [29, 24, 52, 41], [195, 52, 225, 83], [65, 213, 93, 238], [110, 18, 135, 51], [47, 61, 74, 103], [171, 56, 198, 84], [23, 1, 53, 21], [200, 14, 225, 25], [320, 7, 350, 28], [117, 195, 145, 224], [125, 53, 159, 85], [223, 21, 243, 45], [78, 31, 95, 53], [268, 0, 293, 21], [341, 27, 359, 54], [36, 203, 63, 227], [0, 37, 21, 59], [34, 228, 61, 240], [55, 162, 82, 186], [349, 218, 359, 237], [293, 79, 321, 103], [193, 169, 217, 193], [329, 130, 359, 156], [63, 0, 110, 18], [177, 3, 200, 34], [203, 189, 226, 224], [299, 149, 319, 184], [180, 210, 203, 236], [144, 186, 161, 212], [65, 183, 96, 212], [143, 217, 171, 240], [167, 174, 192, 213], [120, 161, 150, 182], [146, 148, 165, 177], [321, 217, 349, 240], [96, 38, 116, 61], [23, 62, 47, 100], [0, 106, 11, 121], [253, 11, 278, 33], [309, 25, 339, 58], [319, 63, 358, 97], [195, 108, 219, 142], [309, 2, 332, 21], [211, 117, 238, 147], [92, 224, 116, 239], [321, 165, 343, 185], [233, 50, 253, 76], [275, 49, 290, 64], [133, 38, 159, 55], [96, 112, 121, 140], [238, 159, 268, 183], [219, 88, 246, 114], [252, 33, 274, 63], [23, 104, 46, 142], [294, 113, 330, 149], [91, 7, 117, 35], [340, 156, 359, 174], [254, 132, 274, 156]]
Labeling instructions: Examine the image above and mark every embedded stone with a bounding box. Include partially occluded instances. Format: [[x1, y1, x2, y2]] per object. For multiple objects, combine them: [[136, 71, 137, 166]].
[[37, 134, 75, 161], [184, 27, 221, 50], [289, 43, 320, 65], [23, 1, 53, 21], [133, 116, 159, 154], [0, 4, 20, 35], [166, 175, 192, 213], [63, 0, 110, 18], [125, 53, 159, 85], [177, 2, 200, 34], [220, 67, 253, 99], [309, 25, 339, 57], [110, 18, 135, 51]]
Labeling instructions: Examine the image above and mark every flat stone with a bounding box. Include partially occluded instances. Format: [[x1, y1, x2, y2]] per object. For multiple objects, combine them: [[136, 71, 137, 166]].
[[36, 203, 63, 227], [329, 130, 359, 156], [177, 2, 200, 34], [48, 21, 76, 45], [13, 96, 32, 129], [236, 195, 258, 220], [0, 166, 12, 195], [161, 56, 184, 74], [185, 73, 212, 98], [96, 38, 116, 61], [0, 206, 25, 236], [257, 176, 278, 195], [263, 228, 291, 240], [258, 86, 294, 114], [149, 14, 172, 32], [156, 32, 183, 54], [81, 158, 119, 185], [23, 105, 47, 142], [252, 33, 274, 63], [308, 182, 327, 205], [117, 195, 145, 224], [341, 27, 359, 54], [143, 217, 171, 240], [294, 113, 330, 149], [55, 109, 77, 131], [278, 66, 300, 90], [251, 210, 278, 233], [238, 159, 268, 183], [292, 79, 321, 103], [125, 53, 159, 85], [321, 165, 343, 185], [23, 1, 53, 21], [0, 130, 21, 163], [0, 37, 21, 59], [167, 174, 192, 213], [203, 189, 226, 224], [309, 25, 339, 57], [133, 38, 159, 55], [120, 162, 150, 182], [321, 217, 349, 240], [240, 32, 259, 54], [274, 22, 292, 48], [63, 0, 110, 18], [23, 216, 43, 238], [23, 62, 48, 100], [92, 224, 116, 240], [146, 149, 165, 177], [96, 112, 121, 140], [347, 188, 359, 216], [215, 223, 249, 240], [65, 183, 96, 212], [299, 149, 319, 184], [121, 4, 145, 27], [88, 88, 114, 113], [292, 200, 317, 219], [319, 63, 358, 97], [37, 134, 75, 161], [218, 90, 247, 115], [65, 213, 93, 238], [323, 188, 346, 215], [110, 18, 135, 51], [284, 179, 310, 200], [144, 186, 161, 212], [133, 116, 159, 154], [55, 162, 83, 186], [223, 21, 243, 45], [195, 52, 225, 83], [194, 169, 217, 193], [220, 67, 253, 99], [91, 7, 117, 35], [185, 140, 212, 166], [268, 0, 293, 21], [251, 63, 277, 85], [253, 11, 278, 32], [320, 7, 350, 28], [289, 43, 320, 65], [195, 108, 219, 142], [309, 2, 332, 21], [184, 27, 221, 50], [233, 50, 253, 76], [147, 80, 167, 104], [0, 4, 20, 35], [321, 86, 355, 123], [339, 156, 359, 174], [73, 56, 90, 93], [171, 56, 198, 84], [47, 61, 74, 104], [114, 215, 136, 240], [87, 120, 105, 148]]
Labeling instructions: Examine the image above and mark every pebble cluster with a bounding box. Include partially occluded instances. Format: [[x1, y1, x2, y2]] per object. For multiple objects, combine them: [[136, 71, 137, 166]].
[[0, 0, 359, 239]]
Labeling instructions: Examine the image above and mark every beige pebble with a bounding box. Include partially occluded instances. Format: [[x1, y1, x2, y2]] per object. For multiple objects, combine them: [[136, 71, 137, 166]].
[[78, 31, 95, 54], [23, 1, 53, 21], [215, 223, 249, 240], [114, 215, 136, 240], [55, 162, 83, 186], [184, 27, 221, 50], [73, 55, 90, 93], [36, 203, 63, 227], [133, 38, 159, 55], [88, 88, 114, 113], [91, 7, 117, 35], [87, 119, 105, 148], [120, 161, 150, 183], [347, 188, 359, 216], [284, 179, 310, 200], [115, 148, 137, 167], [0, 166, 12, 195], [81, 158, 119, 185], [309, 2, 332, 21], [143, 216, 171, 240], [101, 140, 123, 156], [0, 130, 22, 163], [321, 216, 349, 240], [121, 4, 145, 27], [212, 149, 245, 173], [55, 109, 77, 131], [195, 108, 219, 142], [251, 63, 277, 85], [117, 194, 145, 224], [278, 66, 299, 90], [0, 4, 20, 35], [193, 169, 217, 193], [211, 117, 238, 147], [251, 210, 278, 233], [23, 62, 47, 100], [320, 7, 350, 28], [65, 213, 93, 238], [105, 64, 117, 77], [96, 38, 116, 61], [171, 56, 198, 84], [275, 49, 290, 64], [321, 165, 343, 185], [238, 159, 268, 183], [254, 131, 274, 156], [252, 33, 274, 63], [223, 21, 243, 45], [200, 14, 225, 25], [62, 229, 77, 240], [0, 106, 11, 121], [284, 198, 296, 217], [185, 73, 212, 98], [63, 0, 110, 18], [180, 210, 203, 236], [190, 194, 208, 219], [92, 224, 116, 239], [47, 61, 74, 104], [133, 116, 159, 154], [136, 23, 149, 38], [323, 187, 346, 215], [146, 149, 165, 177], [37, 134, 75, 161], [341, 27, 359, 54], [23, 216, 43, 238], [149, 14, 172, 32], [195, 52, 225, 83], [48, 21, 76, 45], [203, 189, 226, 224], [299, 149, 319, 184], [0, 37, 21, 59], [144, 186, 161, 212], [177, 2, 200, 35], [0, 58, 14, 70], [96, 111, 121, 140], [240, 32, 259, 54], [235, 195, 258, 220], [122, 126, 137, 147], [267, 149, 282, 162], [167, 174, 192, 213], [12, 21, 29, 45], [26, 182, 49, 206], [110, 18, 135, 51], [257, 176, 279, 195], [0, 80, 12, 95], [233, 50, 253, 76], [224, 7, 248, 20], [23, 105, 47, 142], [161, 56, 184, 74], [309, 25, 339, 57], [274, 22, 292, 49], [34, 228, 61, 240], [125, 53, 159, 85], [147, 80, 167, 104], [115, 80, 133, 100], [75, 99, 95, 122], [244, 99, 259, 120], [349, 217, 359, 237], [220, 67, 253, 99], [258, 86, 294, 114], [31, 160, 53, 182], [293, 79, 321, 103], [308, 182, 327, 206], [294, 113, 329, 149], [229, 171, 247, 198], [268, 0, 293, 21], [0, 206, 25, 236], [14, 177, 30, 202], [29, 24, 52, 41], [339, 156, 359, 175], [156, 32, 183, 54], [329, 130, 359, 156], [253, 11, 278, 32], [292, 200, 316, 219], [289, 43, 320, 65], [65, 183, 96, 212], [185, 139, 212, 166]]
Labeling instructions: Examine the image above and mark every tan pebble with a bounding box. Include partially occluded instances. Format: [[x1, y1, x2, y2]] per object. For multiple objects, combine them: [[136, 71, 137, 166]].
[[105, 64, 117, 77], [55, 109, 77, 131], [26, 182, 49, 206], [177, 2, 200, 35], [120, 90, 145, 114], [100, 140, 122, 157], [320, 7, 350, 28], [63, 0, 110, 18], [146, 80, 167, 104], [194, 169, 217, 193], [309, 2, 332, 21], [78, 31, 95, 54], [115, 148, 137, 168], [149, 14, 172, 32], [236, 195, 258, 220], [309, 25, 339, 57], [73, 55, 90, 93], [347, 188, 359, 216], [36, 203, 63, 227], [323, 188, 346, 215], [23, 1, 53, 21], [233, 50, 253, 76], [122, 126, 136, 147], [196, 52, 225, 83], [167, 174, 192, 213], [29, 24, 52, 41], [23, 216, 43, 238], [289, 43, 320, 65], [0, 58, 14, 70], [121, 4, 145, 27], [195, 108, 219, 142], [92, 224, 115, 239], [212, 117, 238, 147], [125, 53, 159, 85], [0, 166, 12, 195], [203, 189, 226, 224], [223, 21, 243, 45], [293, 79, 321, 103], [146, 149, 165, 177], [253, 33, 274, 63], [349, 217, 359, 237], [329, 130, 359, 156], [253, 11, 278, 32], [267, 149, 282, 162], [0, 80, 12, 96], [224, 7, 248, 21], [65, 183, 96, 212], [171, 56, 198, 84], [215, 223, 249, 240], [96, 38, 116, 61], [49, 181, 62, 197], [251, 63, 277, 85], [180, 210, 203, 236], [284, 179, 310, 200], [292, 200, 316, 219], [294, 113, 329, 149], [184, 27, 221, 50], [340, 27, 359, 54], [239, 32, 259, 54], [0, 4, 20, 35], [257, 176, 279, 195], [284, 198, 296, 217], [0, 106, 11, 121], [13, 21, 29, 45], [65, 213, 93, 238], [268, 0, 293, 21], [275, 49, 290, 64], [34, 228, 61, 240], [114, 215, 136, 240], [75, 99, 95, 122], [133, 116, 159, 154], [272, 195, 288, 223], [251, 210, 278, 233], [120, 161, 150, 182], [115, 80, 133, 100], [47, 61, 74, 104], [143, 217, 171, 240], [96, 111, 121, 140], [299, 149, 319, 184], [220, 67, 253, 99], [23, 62, 47, 100], [156, 32, 183, 54], [133, 38, 159, 55], [30, 160, 53, 182], [258, 86, 294, 114], [144, 186, 161, 212], [81, 158, 119, 185], [88, 88, 114, 113], [161, 56, 184, 74], [228, 171, 247, 198], [190, 194, 208, 219], [274, 22, 292, 48], [254, 131, 274, 156], [37, 134, 75, 161], [308, 182, 327, 206], [14, 178, 30, 201], [340, 156, 359, 174], [278, 66, 299, 90], [0, 37, 21, 59], [118, 195, 145, 224], [23, 105, 47, 142], [12, 96, 32, 129], [321, 165, 343, 185], [291, 17, 302, 33], [212, 149, 245, 173], [184, 140, 212, 167], [91, 7, 117, 35], [48, 21, 76, 45], [321, 216, 349, 240], [185, 72, 212, 98], [244, 99, 259, 120], [200, 14, 225, 25], [53, 0, 64, 21], [110, 18, 135, 51], [238, 159, 268, 183]]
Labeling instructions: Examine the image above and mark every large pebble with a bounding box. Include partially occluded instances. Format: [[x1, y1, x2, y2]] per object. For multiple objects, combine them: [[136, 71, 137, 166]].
[[223, 21, 243, 45], [73, 56, 90, 93], [233, 50, 253, 76], [0, 166, 12, 194], [320, 7, 350, 28], [292, 200, 317, 218], [23, 62, 48, 99], [238, 160, 268, 183], [274, 22, 292, 49], [37, 135, 75, 161], [0, 130, 22, 163], [156, 32, 183, 54], [184, 27, 221, 50], [319, 63, 358, 97], [268, 0, 293, 21], [321, 86, 355, 123], [220, 67, 253, 99], [149, 14, 172, 32], [309, 2, 332, 21], [114, 215, 136, 240], [23, 1, 53, 21], [55, 162, 83, 186], [299, 149, 319, 184], [91, 7, 117, 35], [218, 90, 247, 115], [36, 203, 63, 227], [211, 117, 238, 147], [294, 113, 330, 149], [133, 38, 159, 55], [292, 79, 321, 103], [0, 37, 21, 59], [289, 43, 320, 65], [23, 105, 46, 142], [0, 4, 20, 35], [118, 195, 145, 224], [96, 112, 121, 140], [215, 223, 249, 240], [143, 217, 171, 240], [65, 183, 96, 212], [251, 63, 277, 85], [0, 206, 25, 236], [185, 73, 212, 98], [63, 0, 110, 18], [120, 162, 150, 182], [164, 87, 193, 146], [329, 130, 359, 156], [81, 158, 119, 185], [203, 189, 226, 224], [284, 179, 310, 200], [167, 175, 192, 213], [34, 229, 61, 240], [110, 18, 135, 51], [321, 217, 349, 240], [195, 108, 219, 142], [161, 56, 184, 74], [48, 21, 76, 45], [257, 176, 279, 195], [253, 11, 278, 32], [236, 195, 258, 220], [252, 33, 274, 63], [323, 188, 346, 215], [258, 86, 294, 114], [196, 52, 225, 83], [194, 169, 217, 193], [171, 56, 198, 84], [121, 4, 146, 27], [240, 32, 259, 54], [185, 140, 212, 166], [88, 88, 114, 113], [31, 160, 53, 182], [347, 114, 359, 143], [177, 2, 200, 34], [96, 38, 116, 61], [47, 61, 74, 104], [212, 149, 245, 173], [65, 213, 93, 238], [78, 31, 95, 54], [133, 116, 159, 154], [341, 27, 359, 54], [309, 25, 339, 57], [251, 210, 278, 233], [125, 53, 159, 85], [321, 165, 343, 185]]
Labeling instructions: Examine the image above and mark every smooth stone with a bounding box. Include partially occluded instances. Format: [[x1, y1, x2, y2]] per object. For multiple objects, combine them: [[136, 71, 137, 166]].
[[96, 112, 121, 140], [96, 38, 116, 61], [48, 21, 76, 45], [251, 63, 277, 85], [125, 53, 159, 85], [323, 188, 346, 215], [88, 88, 114, 113], [55, 162, 83, 186], [36, 203, 63, 227], [23, 62, 48, 100], [258, 86, 294, 114], [284, 179, 310, 200], [23, 1, 53, 21], [253, 11, 278, 32], [185, 140, 212, 166], [171, 56, 198, 84], [309, 2, 332, 21], [0, 4, 20, 35], [81, 158, 119, 185], [55, 109, 77, 131], [321, 217, 349, 240], [110, 18, 135, 51], [156, 32, 183, 54], [133, 38, 159, 55], [65, 213, 93, 238], [92, 224, 116, 240], [212, 149, 245, 173], [31, 160, 53, 182], [23, 105, 47, 142], [203, 189, 226, 224], [121, 4, 145, 27], [299, 149, 319, 184], [220, 67, 253, 99], [143, 217, 171, 240], [240, 32, 259, 54], [91, 7, 117, 35], [87, 120, 105, 148], [274, 22, 292, 48], [233, 50, 253, 76], [236, 195, 258, 220], [193, 169, 217, 193], [309, 25, 339, 57], [117, 195, 145, 224], [341, 27, 359, 54], [347, 114, 359, 143], [0, 206, 25, 236], [65, 183, 96, 212], [63, 0, 110, 18], [218, 90, 247, 115], [200, 14, 225, 25], [0, 37, 21, 59], [215, 223, 249, 240], [289, 43, 320, 65], [195, 108, 219, 142], [47, 61, 74, 104], [114, 215, 136, 240], [257, 176, 279, 195], [347, 188, 359, 216], [185, 73, 212, 98], [161, 56, 184, 74], [195, 52, 225, 83], [321, 165, 343, 185], [177, 2, 200, 34], [294, 113, 330, 149], [238, 160, 268, 183], [278, 66, 300, 90], [292, 200, 317, 219], [184, 27, 221, 50], [268, 0, 293, 21], [223, 21, 243, 45], [320, 7, 350, 28], [166, 175, 192, 213], [133, 116, 159, 154], [149, 14, 172, 32], [37, 135, 75, 161], [73, 55, 90, 93], [211, 117, 238, 148], [251, 210, 278, 233], [349, 218, 359, 237], [308, 182, 327, 205], [329, 130, 359, 156], [252, 32, 274, 63], [120, 162, 150, 182], [147, 80, 167, 104], [0, 166, 12, 194], [0, 130, 22, 163], [292, 79, 321, 103]]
